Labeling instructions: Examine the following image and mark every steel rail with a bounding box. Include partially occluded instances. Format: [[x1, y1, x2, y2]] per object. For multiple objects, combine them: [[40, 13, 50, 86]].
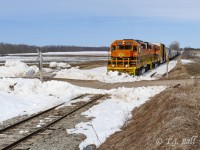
[[0, 102, 65, 134], [0, 93, 89, 134], [1, 94, 106, 150]]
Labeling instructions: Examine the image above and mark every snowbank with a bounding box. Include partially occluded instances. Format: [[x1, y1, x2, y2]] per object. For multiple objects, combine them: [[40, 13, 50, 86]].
[[0, 60, 39, 77], [67, 86, 167, 149], [55, 60, 177, 83], [0, 78, 104, 122]]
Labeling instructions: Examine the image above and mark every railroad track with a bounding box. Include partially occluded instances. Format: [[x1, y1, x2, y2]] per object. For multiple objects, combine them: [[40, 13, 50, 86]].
[[0, 93, 106, 150]]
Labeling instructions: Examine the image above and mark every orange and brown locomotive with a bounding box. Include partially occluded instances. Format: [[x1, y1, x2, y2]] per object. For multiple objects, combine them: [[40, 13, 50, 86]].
[[107, 39, 178, 75]]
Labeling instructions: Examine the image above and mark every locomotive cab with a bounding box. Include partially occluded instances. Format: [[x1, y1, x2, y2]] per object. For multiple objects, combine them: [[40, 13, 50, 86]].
[[110, 39, 138, 58], [108, 39, 147, 75]]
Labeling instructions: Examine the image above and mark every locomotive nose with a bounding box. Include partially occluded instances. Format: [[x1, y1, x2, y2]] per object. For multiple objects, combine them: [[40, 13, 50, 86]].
[[118, 52, 125, 58], [112, 51, 132, 58]]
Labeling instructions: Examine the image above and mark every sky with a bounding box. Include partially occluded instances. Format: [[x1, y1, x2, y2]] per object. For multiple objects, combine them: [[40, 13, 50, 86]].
[[0, 0, 200, 48]]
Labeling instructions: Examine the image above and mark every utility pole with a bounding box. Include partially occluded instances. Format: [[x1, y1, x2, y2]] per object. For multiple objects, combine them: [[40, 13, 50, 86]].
[[37, 49, 43, 82], [166, 48, 169, 78]]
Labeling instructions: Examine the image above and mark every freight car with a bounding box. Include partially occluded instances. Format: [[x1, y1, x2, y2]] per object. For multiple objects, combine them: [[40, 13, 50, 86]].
[[169, 49, 180, 60], [107, 39, 179, 75]]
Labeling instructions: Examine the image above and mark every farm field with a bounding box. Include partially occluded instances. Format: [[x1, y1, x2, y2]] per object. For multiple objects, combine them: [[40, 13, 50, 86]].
[[0, 51, 109, 64], [0, 51, 199, 149]]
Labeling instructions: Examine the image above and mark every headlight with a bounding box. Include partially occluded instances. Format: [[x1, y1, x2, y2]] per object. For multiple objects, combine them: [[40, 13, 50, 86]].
[[112, 64, 115, 67], [125, 64, 128, 67]]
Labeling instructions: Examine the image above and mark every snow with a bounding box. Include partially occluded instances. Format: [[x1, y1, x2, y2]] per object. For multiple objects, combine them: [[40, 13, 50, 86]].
[[0, 60, 176, 121], [55, 60, 177, 83], [0, 65, 168, 150], [152, 42, 162, 46], [49, 62, 71, 69], [0, 60, 177, 83], [0, 60, 39, 77], [180, 59, 194, 64], [0, 59, 174, 149], [67, 86, 166, 149], [148, 60, 177, 78], [0, 78, 104, 122], [0, 60, 55, 77], [19, 130, 29, 134], [59, 95, 95, 107]]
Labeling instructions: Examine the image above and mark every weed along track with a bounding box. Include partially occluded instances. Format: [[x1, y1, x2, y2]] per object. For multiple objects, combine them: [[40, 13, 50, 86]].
[[0, 94, 107, 150]]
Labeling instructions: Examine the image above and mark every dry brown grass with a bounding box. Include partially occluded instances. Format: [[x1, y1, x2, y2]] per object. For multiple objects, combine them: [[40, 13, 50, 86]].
[[162, 53, 200, 80], [98, 83, 200, 150], [181, 50, 200, 59], [184, 61, 200, 77], [161, 61, 190, 80], [178, 50, 200, 77]]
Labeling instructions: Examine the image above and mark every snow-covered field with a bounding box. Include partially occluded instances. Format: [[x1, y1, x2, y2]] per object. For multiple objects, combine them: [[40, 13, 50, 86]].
[[55, 60, 177, 83], [0, 56, 107, 63], [0, 51, 108, 63], [8, 51, 108, 56]]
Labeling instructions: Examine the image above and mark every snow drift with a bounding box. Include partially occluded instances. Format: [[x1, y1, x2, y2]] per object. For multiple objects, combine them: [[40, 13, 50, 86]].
[[0, 60, 39, 77]]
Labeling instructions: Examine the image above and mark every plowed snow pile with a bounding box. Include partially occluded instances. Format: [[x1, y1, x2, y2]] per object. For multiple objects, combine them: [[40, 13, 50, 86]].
[[0, 78, 103, 122], [0, 60, 39, 77]]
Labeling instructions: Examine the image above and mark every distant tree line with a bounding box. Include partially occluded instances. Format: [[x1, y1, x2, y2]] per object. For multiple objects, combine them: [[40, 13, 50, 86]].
[[184, 47, 200, 51], [181, 47, 200, 59], [0, 43, 109, 54]]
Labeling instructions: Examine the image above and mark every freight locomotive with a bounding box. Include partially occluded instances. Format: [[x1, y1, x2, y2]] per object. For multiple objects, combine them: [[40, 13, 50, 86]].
[[107, 39, 179, 75]]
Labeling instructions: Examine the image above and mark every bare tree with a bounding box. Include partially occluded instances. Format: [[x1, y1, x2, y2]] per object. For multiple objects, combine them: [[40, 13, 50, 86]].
[[169, 41, 180, 50]]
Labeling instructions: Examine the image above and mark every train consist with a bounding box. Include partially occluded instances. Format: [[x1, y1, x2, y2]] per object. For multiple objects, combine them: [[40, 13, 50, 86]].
[[107, 39, 179, 75]]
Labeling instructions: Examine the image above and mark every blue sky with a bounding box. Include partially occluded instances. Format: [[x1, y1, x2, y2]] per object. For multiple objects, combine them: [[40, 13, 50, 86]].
[[0, 0, 200, 48]]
